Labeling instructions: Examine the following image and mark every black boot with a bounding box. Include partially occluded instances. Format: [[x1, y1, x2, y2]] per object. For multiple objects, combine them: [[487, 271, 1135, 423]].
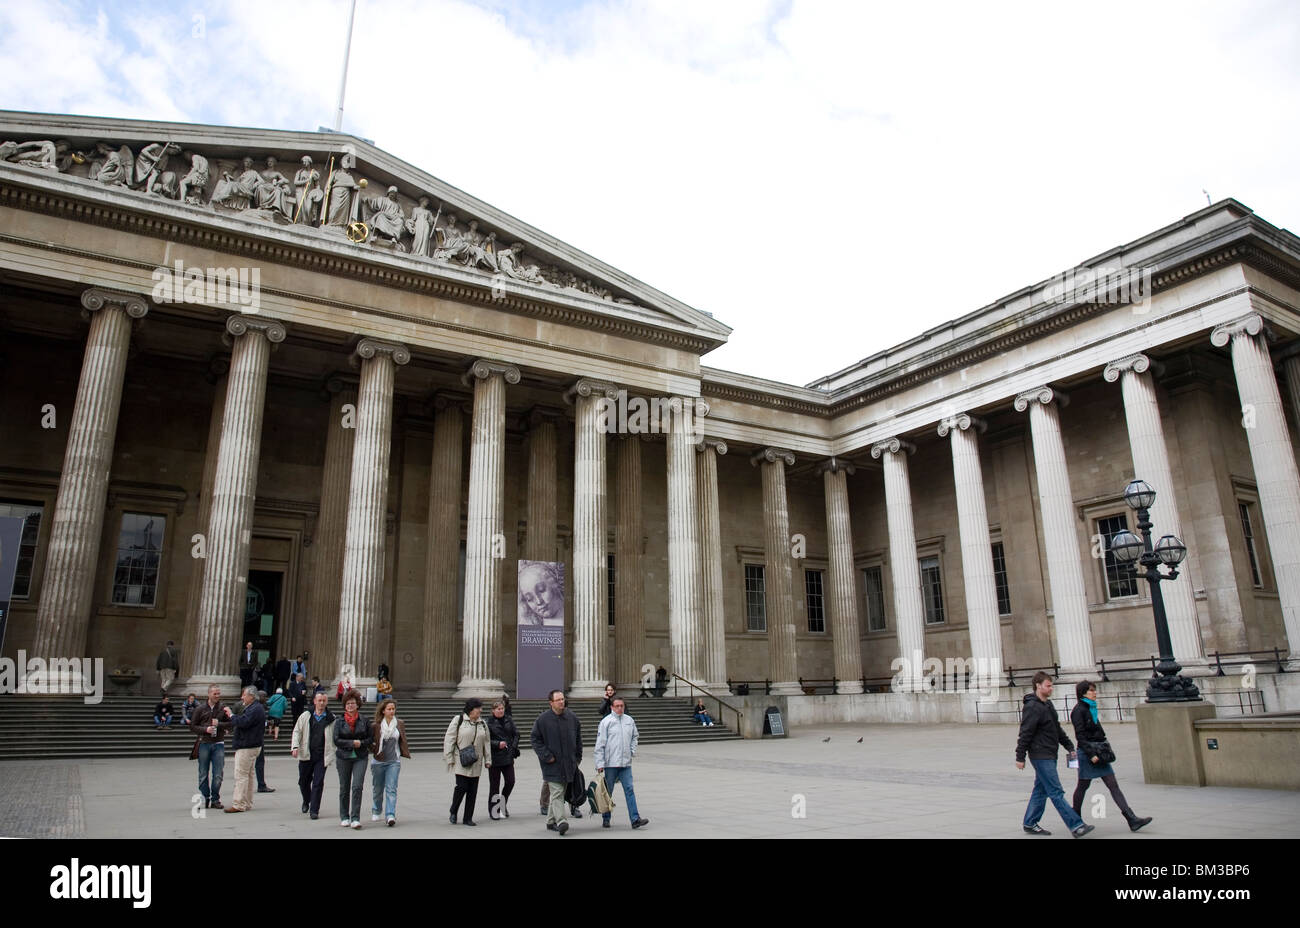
[[1122, 808, 1152, 832]]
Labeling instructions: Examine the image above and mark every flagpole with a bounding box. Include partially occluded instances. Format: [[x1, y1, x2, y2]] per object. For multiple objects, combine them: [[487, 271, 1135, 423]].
[[334, 0, 358, 132]]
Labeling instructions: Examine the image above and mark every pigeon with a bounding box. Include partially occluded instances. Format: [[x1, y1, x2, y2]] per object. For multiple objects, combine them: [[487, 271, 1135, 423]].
[[857, 737, 863, 743], [822, 737, 831, 742]]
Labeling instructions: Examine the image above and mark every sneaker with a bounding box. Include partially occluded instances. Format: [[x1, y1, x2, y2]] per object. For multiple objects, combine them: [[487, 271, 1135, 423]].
[[387, 816, 395, 827], [351, 820, 361, 830], [1023, 824, 1051, 835], [1072, 824, 1095, 838], [631, 817, 649, 829], [371, 813, 382, 822], [557, 822, 569, 836], [341, 819, 351, 827]]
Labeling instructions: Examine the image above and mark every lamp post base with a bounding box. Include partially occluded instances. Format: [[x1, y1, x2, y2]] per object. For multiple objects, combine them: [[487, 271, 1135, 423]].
[[1146, 672, 1202, 702]]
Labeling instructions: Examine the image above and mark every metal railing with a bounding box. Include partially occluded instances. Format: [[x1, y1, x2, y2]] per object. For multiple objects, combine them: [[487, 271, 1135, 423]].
[[1095, 657, 1157, 682], [725, 678, 771, 696], [670, 674, 744, 733], [974, 686, 1267, 723], [1211, 648, 1291, 675]]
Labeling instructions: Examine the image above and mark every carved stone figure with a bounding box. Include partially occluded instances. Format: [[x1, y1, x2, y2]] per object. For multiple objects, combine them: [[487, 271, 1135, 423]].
[[133, 142, 182, 194], [461, 221, 498, 271], [360, 185, 407, 250], [293, 156, 323, 224], [0, 139, 71, 170], [324, 152, 360, 227], [434, 214, 469, 262], [406, 195, 437, 256], [498, 243, 546, 284], [211, 157, 261, 210], [257, 156, 293, 218], [89, 143, 134, 186], [178, 151, 209, 204]]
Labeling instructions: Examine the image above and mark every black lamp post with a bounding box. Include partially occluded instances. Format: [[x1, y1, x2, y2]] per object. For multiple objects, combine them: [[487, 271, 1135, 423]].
[[1107, 479, 1201, 702]]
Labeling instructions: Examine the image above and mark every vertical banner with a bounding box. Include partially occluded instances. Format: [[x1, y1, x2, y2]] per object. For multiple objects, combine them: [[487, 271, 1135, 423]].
[[516, 560, 565, 698], [0, 516, 24, 655]]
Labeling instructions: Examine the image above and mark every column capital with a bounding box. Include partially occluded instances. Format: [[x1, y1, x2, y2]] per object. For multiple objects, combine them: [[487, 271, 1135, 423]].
[[1013, 385, 1068, 412], [203, 356, 230, 385], [695, 438, 728, 456], [869, 437, 915, 459], [352, 337, 411, 368], [562, 377, 618, 404], [223, 314, 286, 345], [937, 414, 986, 438], [81, 287, 149, 319], [527, 405, 566, 428], [816, 455, 856, 475], [463, 358, 521, 387], [1211, 313, 1273, 348], [320, 372, 359, 399], [428, 389, 472, 415], [1103, 353, 1164, 382], [749, 447, 795, 467]]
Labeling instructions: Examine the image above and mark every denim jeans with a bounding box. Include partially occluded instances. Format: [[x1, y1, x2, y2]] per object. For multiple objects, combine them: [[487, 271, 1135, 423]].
[[337, 756, 367, 822], [197, 742, 224, 803], [1024, 757, 1083, 831], [371, 760, 400, 818], [601, 766, 640, 824], [154, 715, 172, 726]]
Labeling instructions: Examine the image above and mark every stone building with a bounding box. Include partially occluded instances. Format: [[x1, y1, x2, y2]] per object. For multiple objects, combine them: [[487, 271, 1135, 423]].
[[2, 111, 1298, 701]]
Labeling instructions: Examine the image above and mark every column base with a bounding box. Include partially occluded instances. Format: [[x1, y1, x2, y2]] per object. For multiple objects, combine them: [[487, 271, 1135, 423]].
[[835, 681, 865, 695], [417, 682, 458, 697], [568, 679, 608, 698], [769, 681, 803, 696], [454, 677, 506, 700], [182, 674, 242, 695]]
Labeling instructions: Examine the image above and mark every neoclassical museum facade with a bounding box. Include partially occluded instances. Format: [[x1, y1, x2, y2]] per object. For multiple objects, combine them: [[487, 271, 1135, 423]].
[[2, 111, 1298, 700]]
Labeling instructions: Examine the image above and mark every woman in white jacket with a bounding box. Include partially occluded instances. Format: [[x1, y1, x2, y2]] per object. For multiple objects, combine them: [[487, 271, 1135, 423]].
[[594, 697, 649, 830], [443, 698, 491, 826]]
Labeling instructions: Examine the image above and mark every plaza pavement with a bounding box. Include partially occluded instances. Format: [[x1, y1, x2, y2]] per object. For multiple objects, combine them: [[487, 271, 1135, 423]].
[[2, 721, 1297, 839]]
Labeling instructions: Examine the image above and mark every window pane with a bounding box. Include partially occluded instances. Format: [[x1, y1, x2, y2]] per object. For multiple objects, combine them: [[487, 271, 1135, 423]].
[[804, 569, 825, 633], [0, 500, 43, 599], [919, 555, 944, 624], [1097, 514, 1139, 599], [607, 553, 616, 627], [863, 566, 886, 631], [112, 513, 166, 607], [992, 542, 1011, 615], [744, 564, 766, 632]]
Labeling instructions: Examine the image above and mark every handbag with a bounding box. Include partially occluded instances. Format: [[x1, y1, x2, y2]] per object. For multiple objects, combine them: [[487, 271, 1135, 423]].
[[587, 773, 615, 814], [455, 715, 478, 768], [1096, 741, 1117, 764], [189, 738, 200, 761]]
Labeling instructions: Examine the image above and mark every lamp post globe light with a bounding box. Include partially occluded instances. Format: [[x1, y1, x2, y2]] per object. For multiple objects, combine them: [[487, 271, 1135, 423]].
[[1109, 479, 1201, 702]]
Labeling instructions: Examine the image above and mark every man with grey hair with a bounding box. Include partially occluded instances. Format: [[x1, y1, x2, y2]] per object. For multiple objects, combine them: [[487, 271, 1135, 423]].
[[225, 686, 266, 813]]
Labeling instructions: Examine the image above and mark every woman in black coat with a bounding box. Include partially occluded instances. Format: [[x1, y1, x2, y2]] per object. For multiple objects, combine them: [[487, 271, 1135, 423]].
[[487, 699, 519, 819], [1070, 680, 1151, 831]]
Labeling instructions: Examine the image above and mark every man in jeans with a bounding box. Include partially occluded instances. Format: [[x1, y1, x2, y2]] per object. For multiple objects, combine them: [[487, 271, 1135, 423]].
[[594, 696, 649, 830], [225, 686, 266, 813], [189, 684, 231, 810], [291, 691, 334, 819], [1015, 671, 1094, 838]]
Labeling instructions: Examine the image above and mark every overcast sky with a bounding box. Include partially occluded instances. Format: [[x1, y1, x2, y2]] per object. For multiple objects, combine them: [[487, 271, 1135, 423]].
[[3, 0, 1297, 386]]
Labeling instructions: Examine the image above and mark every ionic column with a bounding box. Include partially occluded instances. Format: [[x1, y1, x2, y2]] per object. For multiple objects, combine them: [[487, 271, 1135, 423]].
[[524, 409, 560, 562], [1211, 315, 1300, 657], [305, 377, 357, 681], [938, 414, 1004, 677], [457, 360, 520, 697], [614, 434, 645, 690], [1279, 343, 1300, 459], [566, 379, 617, 697], [187, 316, 286, 688], [751, 447, 801, 695], [1013, 387, 1095, 674], [180, 359, 229, 684], [819, 457, 864, 694], [870, 437, 926, 691], [666, 398, 705, 685], [696, 439, 729, 692], [335, 339, 409, 688], [32, 289, 149, 659], [420, 395, 465, 694], [1103, 355, 1203, 663]]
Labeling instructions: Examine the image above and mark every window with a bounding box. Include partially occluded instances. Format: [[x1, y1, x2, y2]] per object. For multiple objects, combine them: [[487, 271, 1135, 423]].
[[863, 566, 886, 631], [744, 564, 766, 632], [919, 555, 944, 624], [607, 553, 616, 626], [111, 513, 166, 607], [804, 569, 825, 633], [1096, 514, 1139, 599], [0, 500, 42, 599], [991, 542, 1011, 616], [1239, 502, 1262, 588]]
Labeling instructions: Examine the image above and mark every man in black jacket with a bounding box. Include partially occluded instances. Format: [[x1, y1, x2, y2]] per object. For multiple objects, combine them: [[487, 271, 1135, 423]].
[[531, 690, 582, 836], [1015, 672, 1093, 837], [225, 686, 266, 813]]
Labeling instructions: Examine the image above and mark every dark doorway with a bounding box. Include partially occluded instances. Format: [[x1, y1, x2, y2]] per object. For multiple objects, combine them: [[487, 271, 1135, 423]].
[[245, 570, 283, 668]]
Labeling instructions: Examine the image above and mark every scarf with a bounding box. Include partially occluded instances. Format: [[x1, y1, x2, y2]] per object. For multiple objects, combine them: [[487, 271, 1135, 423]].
[[381, 717, 399, 746], [1082, 696, 1098, 723], [344, 709, 359, 728]]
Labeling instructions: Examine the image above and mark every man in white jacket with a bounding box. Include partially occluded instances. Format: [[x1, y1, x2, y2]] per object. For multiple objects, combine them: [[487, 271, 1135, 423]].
[[594, 697, 649, 830]]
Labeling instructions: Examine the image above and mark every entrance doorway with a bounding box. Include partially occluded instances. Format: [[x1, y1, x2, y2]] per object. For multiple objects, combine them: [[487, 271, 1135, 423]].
[[245, 569, 284, 669]]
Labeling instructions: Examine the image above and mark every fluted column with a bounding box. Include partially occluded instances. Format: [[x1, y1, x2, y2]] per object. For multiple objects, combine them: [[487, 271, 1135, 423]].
[[667, 399, 705, 685], [187, 316, 286, 687], [180, 360, 229, 685], [566, 379, 617, 697], [305, 378, 357, 679], [1211, 315, 1300, 657], [32, 289, 149, 658], [1282, 346, 1300, 442], [696, 439, 729, 692], [335, 339, 409, 688], [457, 360, 520, 696], [819, 457, 864, 694], [420, 395, 465, 694], [938, 414, 1004, 677], [524, 409, 560, 563], [1103, 354, 1203, 663], [614, 435, 645, 690], [871, 437, 925, 691], [751, 447, 801, 695], [1013, 386, 1094, 674]]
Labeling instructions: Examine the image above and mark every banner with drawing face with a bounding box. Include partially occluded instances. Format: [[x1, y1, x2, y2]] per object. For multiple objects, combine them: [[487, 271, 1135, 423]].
[[516, 560, 564, 698]]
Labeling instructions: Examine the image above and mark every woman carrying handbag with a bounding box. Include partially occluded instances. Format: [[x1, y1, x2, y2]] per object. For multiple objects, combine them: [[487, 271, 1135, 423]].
[[1070, 680, 1151, 831], [487, 698, 519, 820], [443, 697, 491, 826]]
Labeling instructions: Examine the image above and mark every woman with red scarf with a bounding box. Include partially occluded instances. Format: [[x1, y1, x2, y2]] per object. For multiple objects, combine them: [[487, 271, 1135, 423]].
[[333, 689, 372, 829]]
